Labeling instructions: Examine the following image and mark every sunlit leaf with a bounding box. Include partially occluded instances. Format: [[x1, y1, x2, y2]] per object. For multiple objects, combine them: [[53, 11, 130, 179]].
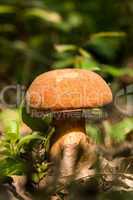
[[17, 133, 44, 151], [79, 48, 92, 58], [110, 118, 133, 142], [55, 44, 77, 53], [57, 12, 82, 31], [5, 120, 20, 141], [0, 109, 21, 140], [90, 32, 126, 40], [24, 8, 62, 24], [79, 58, 101, 71]]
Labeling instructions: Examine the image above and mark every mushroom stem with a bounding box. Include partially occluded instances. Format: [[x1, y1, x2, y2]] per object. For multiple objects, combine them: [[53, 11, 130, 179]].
[[50, 119, 95, 179]]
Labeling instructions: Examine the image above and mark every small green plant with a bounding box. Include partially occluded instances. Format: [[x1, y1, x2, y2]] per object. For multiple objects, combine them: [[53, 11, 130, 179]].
[[0, 108, 46, 178]]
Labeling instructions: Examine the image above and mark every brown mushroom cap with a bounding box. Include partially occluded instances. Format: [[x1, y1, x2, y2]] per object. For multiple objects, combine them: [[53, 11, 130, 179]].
[[26, 69, 112, 111]]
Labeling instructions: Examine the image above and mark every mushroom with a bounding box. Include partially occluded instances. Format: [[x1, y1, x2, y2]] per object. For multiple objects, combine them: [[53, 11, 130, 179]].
[[24, 69, 112, 180]]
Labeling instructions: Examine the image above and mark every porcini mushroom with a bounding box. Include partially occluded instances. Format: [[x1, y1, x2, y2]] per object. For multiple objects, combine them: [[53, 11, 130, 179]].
[[24, 69, 112, 180]]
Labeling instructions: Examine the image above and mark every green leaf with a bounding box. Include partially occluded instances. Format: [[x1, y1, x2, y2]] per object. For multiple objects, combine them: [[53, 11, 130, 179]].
[[55, 44, 77, 53], [79, 48, 92, 58], [0, 109, 21, 141], [32, 173, 40, 183], [79, 58, 101, 71], [0, 158, 26, 177], [57, 12, 82, 31], [90, 32, 126, 40], [17, 133, 44, 151], [24, 8, 62, 24], [110, 118, 133, 142], [5, 120, 20, 141], [22, 106, 51, 132], [54, 57, 74, 68], [42, 113, 53, 126], [102, 65, 133, 77], [86, 124, 102, 144], [44, 128, 55, 152]]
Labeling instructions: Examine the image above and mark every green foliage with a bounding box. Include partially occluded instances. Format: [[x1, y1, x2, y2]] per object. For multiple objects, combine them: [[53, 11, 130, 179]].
[[86, 117, 133, 144], [0, 0, 133, 84], [22, 106, 53, 132], [32, 161, 49, 183], [89, 32, 126, 61], [0, 108, 46, 177], [54, 45, 101, 71], [109, 118, 133, 142], [86, 123, 102, 144], [0, 109, 20, 141], [102, 65, 133, 77], [0, 158, 26, 177], [0, 0, 132, 198], [103, 118, 133, 143], [24, 8, 62, 24]]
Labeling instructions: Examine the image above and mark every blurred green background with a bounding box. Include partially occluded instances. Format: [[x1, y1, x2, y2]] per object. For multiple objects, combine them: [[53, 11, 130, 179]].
[[0, 0, 132, 87]]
